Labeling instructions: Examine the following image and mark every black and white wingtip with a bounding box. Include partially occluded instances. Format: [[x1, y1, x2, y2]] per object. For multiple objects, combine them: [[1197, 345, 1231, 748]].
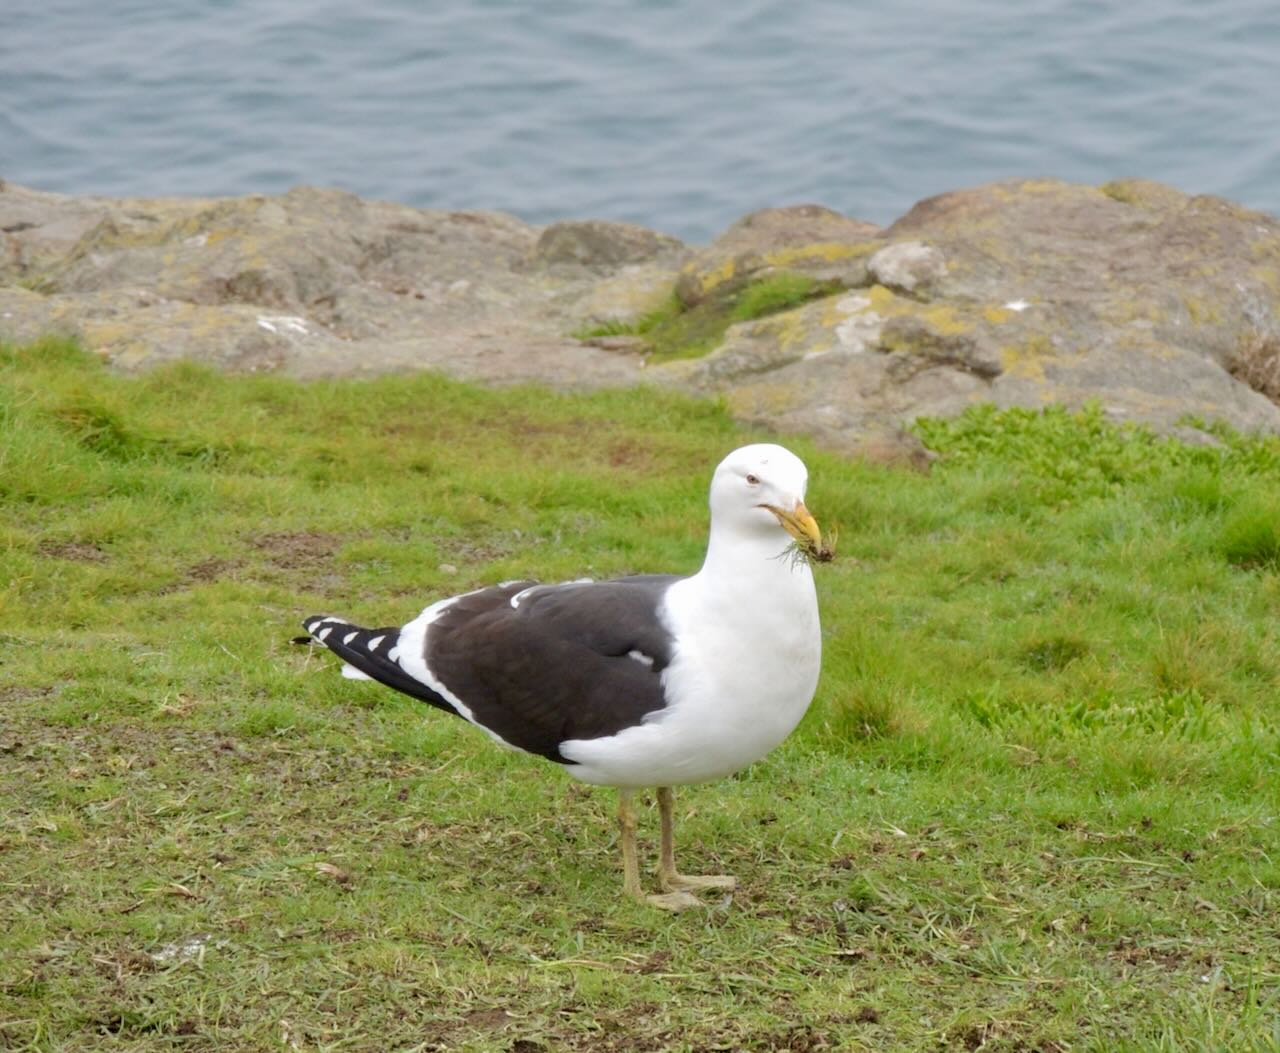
[[300, 614, 456, 714], [304, 614, 393, 651], [304, 615, 399, 671]]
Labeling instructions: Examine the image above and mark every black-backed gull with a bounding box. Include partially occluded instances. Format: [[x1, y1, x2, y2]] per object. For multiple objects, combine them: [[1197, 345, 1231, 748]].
[[301, 443, 823, 909]]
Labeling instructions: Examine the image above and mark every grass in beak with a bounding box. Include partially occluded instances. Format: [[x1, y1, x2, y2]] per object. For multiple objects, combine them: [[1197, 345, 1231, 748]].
[[785, 526, 838, 566]]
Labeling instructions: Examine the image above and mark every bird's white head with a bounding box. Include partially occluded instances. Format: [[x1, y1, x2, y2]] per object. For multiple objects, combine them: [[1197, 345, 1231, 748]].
[[708, 443, 822, 550]]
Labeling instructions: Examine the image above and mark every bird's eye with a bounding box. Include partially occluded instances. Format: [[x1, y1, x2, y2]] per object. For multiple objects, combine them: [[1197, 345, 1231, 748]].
[[745, 474, 760, 485]]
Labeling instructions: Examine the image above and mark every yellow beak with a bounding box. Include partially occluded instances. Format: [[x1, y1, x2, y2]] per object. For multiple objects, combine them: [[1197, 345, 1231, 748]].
[[764, 500, 822, 548]]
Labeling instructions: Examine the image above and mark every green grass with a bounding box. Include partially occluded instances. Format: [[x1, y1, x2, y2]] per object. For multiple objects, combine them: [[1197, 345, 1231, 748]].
[[571, 294, 683, 342], [728, 272, 826, 323], [574, 273, 832, 362], [3, 338, 1280, 1051]]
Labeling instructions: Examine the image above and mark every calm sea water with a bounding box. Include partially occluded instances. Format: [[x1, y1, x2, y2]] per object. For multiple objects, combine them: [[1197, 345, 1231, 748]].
[[3, 1, 1278, 242]]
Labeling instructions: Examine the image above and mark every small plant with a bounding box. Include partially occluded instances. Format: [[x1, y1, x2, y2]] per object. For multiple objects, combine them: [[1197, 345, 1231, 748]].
[[572, 272, 832, 362], [1228, 328, 1280, 405], [1020, 634, 1089, 672], [1219, 498, 1280, 569], [570, 318, 636, 340], [729, 272, 826, 322], [570, 293, 684, 342], [829, 686, 900, 740]]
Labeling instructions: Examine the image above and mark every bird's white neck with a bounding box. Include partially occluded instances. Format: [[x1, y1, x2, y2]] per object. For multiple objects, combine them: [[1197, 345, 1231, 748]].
[[691, 525, 817, 613]]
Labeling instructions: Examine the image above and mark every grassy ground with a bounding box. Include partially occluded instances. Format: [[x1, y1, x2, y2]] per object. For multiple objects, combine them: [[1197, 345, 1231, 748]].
[[2, 338, 1279, 1052]]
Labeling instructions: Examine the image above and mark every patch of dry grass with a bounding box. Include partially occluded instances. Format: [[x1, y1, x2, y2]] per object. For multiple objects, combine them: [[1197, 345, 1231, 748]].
[[1229, 328, 1280, 405]]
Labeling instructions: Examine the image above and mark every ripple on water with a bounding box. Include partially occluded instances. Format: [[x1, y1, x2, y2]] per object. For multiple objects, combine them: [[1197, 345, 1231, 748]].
[[3, 0, 1278, 240]]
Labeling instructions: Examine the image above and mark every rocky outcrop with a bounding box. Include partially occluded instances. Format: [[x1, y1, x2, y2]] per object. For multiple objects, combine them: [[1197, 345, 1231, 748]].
[[672, 204, 881, 307], [663, 180, 1280, 459], [0, 181, 681, 387], [3, 176, 1279, 461]]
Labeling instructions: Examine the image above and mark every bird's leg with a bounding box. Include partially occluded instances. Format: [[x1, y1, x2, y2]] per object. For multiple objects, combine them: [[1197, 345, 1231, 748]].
[[656, 786, 737, 893], [617, 789, 699, 911], [617, 789, 644, 901]]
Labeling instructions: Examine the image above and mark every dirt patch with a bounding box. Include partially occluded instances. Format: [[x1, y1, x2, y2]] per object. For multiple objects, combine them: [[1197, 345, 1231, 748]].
[[37, 540, 107, 562], [1110, 939, 1194, 971], [0, 685, 54, 706], [92, 946, 159, 980], [248, 530, 342, 570], [155, 557, 243, 595], [750, 1025, 832, 1052], [184, 557, 239, 583], [607, 438, 658, 469], [624, 950, 673, 974], [436, 535, 519, 569], [460, 1007, 515, 1031]]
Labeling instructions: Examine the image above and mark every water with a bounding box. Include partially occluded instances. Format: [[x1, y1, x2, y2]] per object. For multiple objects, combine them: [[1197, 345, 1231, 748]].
[[3, 0, 1278, 243]]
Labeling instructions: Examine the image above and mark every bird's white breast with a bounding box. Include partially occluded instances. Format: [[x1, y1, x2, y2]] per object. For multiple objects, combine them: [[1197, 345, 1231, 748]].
[[560, 559, 820, 787]]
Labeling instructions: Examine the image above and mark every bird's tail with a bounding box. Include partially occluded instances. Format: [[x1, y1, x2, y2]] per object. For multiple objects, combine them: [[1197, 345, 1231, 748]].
[[300, 615, 455, 714]]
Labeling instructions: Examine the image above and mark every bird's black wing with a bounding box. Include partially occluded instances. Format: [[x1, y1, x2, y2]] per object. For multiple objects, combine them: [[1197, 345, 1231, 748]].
[[423, 575, 680, 761]]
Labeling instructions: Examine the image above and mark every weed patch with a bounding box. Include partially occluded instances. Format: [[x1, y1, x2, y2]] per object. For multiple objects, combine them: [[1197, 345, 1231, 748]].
[[575, 272, 834, 362], [1229, 327, 1280, 405]]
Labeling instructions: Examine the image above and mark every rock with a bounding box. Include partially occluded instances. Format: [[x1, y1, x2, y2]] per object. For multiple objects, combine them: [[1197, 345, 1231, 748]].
[[880, 314, 1002, 380], [582, 334, 650, 354], [571, 263, 683, 330], [530, 219, 686, 271], [867, 241, 946, 296], [674, 204, 882, 308], [709, 204, 882, 255], [661, 178, 1280, 459], [4, 176, 1280, 463], [0, 181, 650, 388], [0, 182, 125, 277]]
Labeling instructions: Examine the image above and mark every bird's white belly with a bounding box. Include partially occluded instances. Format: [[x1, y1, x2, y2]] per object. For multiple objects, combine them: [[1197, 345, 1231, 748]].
[[560, 590, 820, 788]]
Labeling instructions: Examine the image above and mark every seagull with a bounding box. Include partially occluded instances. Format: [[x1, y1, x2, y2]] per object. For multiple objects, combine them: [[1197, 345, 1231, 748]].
[[300, 443, 824, 909]]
